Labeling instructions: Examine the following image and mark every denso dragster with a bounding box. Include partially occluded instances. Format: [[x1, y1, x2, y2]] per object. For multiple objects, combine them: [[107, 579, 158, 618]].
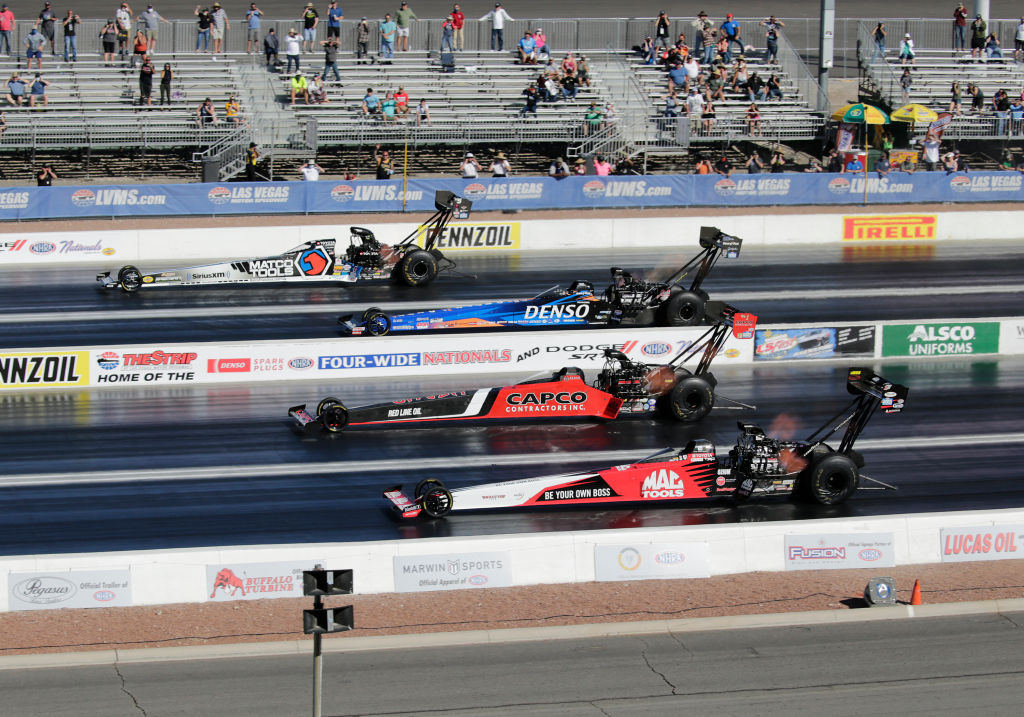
[[289, 303, 756, 433], [384, 368, 908, 518], [97, 191, 471, 292], [337, 226, 742, 336]]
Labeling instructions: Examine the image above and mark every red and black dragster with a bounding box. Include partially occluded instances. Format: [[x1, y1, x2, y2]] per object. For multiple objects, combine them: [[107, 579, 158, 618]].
[[289, 303, 756, 433], [384, 368, 909, 518]]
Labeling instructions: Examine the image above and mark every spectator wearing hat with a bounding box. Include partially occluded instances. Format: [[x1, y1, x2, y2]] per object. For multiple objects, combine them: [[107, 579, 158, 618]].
[[326, 0, 343, 39], [441, 14, 455, 53], [284, 28, 301, 71], [300, 3, 318, 52], [380, 12, 396, 59], [136, 4, 170, 53], [225, 93, 241, 120], [395, 2, 417, 52], [196, 96, 217, 125], [517, 31, 536, 64], [100, 19, 118, 65], [36, 2, 57, 57], [246, 3, 262, 53], [720, 13, 742, 57], [194, 5, 212, 53], [654, 11, 670, 49], [691, 11, 711, 55], [970, 13, 986, 58], [548, 156, 569, 178], [0, 4, 13, 56], [24, 28, 46, 69], [985, 32, 1003, 59], [459, 152, 481, 178], [246, 142, 259, 180], [533, 28, 548, 58], [263, 27, 278, 67], [490, 152, 511, 177], [394, 86, 410, 114], [899, 32, 915, 64], [640, 36, 656, 64], [300, 158, 323, 181], [290, 70, 308, 104], [210, 2, 228, 55], [355, 17, 369, 61], [480, 3, 513, 52], [762, 15, 784, 64], [572, 157, 586, 175], [520, 82, 538, 115], [321, 36, 340, 82], [5, 72, 24, 105]]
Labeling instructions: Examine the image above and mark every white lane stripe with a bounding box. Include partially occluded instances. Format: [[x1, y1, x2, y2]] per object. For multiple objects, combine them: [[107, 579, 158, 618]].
[[2, 432, 1022, 488], [1, 283, 1021, 323]]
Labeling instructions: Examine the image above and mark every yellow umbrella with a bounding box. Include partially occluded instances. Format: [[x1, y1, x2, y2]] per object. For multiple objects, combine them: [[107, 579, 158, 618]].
[[831, 103, 891, 124], [890, 104, 939, 123]]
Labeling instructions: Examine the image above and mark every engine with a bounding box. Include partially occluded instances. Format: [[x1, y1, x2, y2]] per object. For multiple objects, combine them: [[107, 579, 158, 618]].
[[346, 229, 385, 269], [604, 269, 670, 316], [732, 424, 799, 480], [595, 356, 650, 400]]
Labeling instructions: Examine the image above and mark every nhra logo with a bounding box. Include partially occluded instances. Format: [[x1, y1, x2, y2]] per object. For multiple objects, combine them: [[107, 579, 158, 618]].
[[859, 549, 882, 561], [96, 351, 120, 370], [655, 550, 685, 565], [506, 391, 587, 406], [463, 183, 488, 199], [30, 242, 56, 254], [949, 175, 971, 192], [827, 177, 851, 194], [582, 180, 606, 198], [93, 590, 116, 601], [642, 342, 671, 356], [641, 468, 685, 498], [330, 184, 354, 202], [713, 178, 737, 196], [288, 357, 313, 369], [71, 189, 96, 207], [207, 186, 232, 205]]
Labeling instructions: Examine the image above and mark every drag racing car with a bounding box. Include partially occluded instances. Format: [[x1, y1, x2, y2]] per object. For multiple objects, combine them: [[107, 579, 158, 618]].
[[97, 190, 471, 292], [337, 225, 742, 336], [383, 367, 909, 518], [290, 302, 756, 433]]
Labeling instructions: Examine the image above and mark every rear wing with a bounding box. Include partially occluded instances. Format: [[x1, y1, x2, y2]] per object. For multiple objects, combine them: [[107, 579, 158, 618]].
[[698, 226, 743, 256], [397, 190, 473, 250], [847, 368, 908, 414], [663, 226, 742, 294], [667, 302, 757, 375]]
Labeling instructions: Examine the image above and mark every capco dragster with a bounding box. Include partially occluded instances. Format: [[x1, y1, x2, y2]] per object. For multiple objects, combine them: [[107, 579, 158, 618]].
[[290, 303, 755, 433], [97, 191, 471, 292], [338, 226, 741, 336], [384, 368, 909, 518]]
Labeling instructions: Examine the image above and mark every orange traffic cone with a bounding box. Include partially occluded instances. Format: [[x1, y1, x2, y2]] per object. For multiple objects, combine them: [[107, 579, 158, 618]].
[[910, 579, 922, 606]]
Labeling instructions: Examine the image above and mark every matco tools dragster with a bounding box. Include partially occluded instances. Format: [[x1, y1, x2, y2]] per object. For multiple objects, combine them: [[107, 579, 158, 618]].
[[384, 368, 908, 518], [289, 303, 756, 433], [97, 191, 471, 292], [337, 226, 742, 336]]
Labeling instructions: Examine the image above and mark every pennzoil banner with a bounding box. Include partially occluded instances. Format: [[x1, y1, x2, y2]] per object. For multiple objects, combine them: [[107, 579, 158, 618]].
[[416, 221, 521, 250], [0, 351, 90, 388]]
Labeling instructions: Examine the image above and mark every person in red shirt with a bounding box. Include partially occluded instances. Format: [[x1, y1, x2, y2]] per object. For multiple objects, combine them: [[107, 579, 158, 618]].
[[953, 2, 968, 51], [393, 85, 409, 115], [0, 4, 14, 55], [450, 3, 464, 51]]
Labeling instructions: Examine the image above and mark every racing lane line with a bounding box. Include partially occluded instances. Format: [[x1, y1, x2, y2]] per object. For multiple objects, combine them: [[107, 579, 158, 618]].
[[2, 432, 1023, 488], [2, 283, 1021, 323]]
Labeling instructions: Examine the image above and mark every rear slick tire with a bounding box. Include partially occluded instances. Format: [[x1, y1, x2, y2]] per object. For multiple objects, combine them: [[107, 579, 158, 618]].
[[397, 250, 439, 286], [665, 375, 714, 422], [319, 401, 349, 433], [420, 487, 453, 518], [118, 265, 143, 293], [660, 290, 705, 326], [807, 453, 859, 505]]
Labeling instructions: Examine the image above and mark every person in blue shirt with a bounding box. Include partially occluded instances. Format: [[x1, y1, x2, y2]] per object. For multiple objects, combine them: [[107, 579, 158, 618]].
[[720, 13, 742, 56], [667, 61, 686, 93], [517, 31, 535, 64], [326, 0, 342, 39], [379, 13, 396, 59], [245, 3, 261, 53], [843, 155, 864, 173]]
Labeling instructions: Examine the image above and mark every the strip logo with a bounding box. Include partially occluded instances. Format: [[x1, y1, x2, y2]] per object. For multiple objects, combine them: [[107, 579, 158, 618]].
[[842, 215, 936, 240]]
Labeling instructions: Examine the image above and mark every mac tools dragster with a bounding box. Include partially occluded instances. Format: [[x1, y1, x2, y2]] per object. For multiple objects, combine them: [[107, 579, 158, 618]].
[[337, 226, 742, 336], [384, 368, 908, 518], [97, 191, 471, 292], [290, 303, 756, 433]]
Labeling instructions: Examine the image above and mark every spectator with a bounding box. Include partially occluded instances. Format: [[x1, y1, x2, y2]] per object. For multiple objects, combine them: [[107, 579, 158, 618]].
[[583, 101, 603, 135], [762, 15, 784, 65], [921, 135, 940, 170], [561, 72, 578, 101], [899, 33, 915, 65], [518, 31, 536, 64], [640, 36, 656, 65], [548, 156, 569, 178], [694, 156, 712, 174], [804, 158, 823, 172], [682, 55, 700, 89], [194, 5, 211, 52], [480, 3, 513, 52], [284, 28, 301, 72], [700, 24, 717, 65], [36, 2, 56, 57], [1015, 154, 1024, 173], [899, 67, 912, 101], [343, 167, 356, 180], [993, 88, 1010, 133], [0, 4, 12, 56], [520, 82, 538, 115], [1016, 16, 1024, 63], [870, 21, 886, 63], [373, 144, 393, 178], [210, 2, 228, 55], [706, 65, 725, 101], [691, 10, 710, 55], [970, 13, 986, 59], [766, 73, 783, 100], [745, 152, 764, 173], [415, 97, 430, 125], [24, 28, 46, 70], [663, 90, 678, 117], [720, 13, 742, 56], [701, 97, 715, 132], [684, 86, 704, 117], [264, 27, 279, 67], [569, 158, 583, 175], [577, 56, 591, 87], [0, 111, 7, 134], [561, 52, 576, 76], [1010, 95, 1024, 132], [196, 96, 217, 125], [27, 73, 49, 108], [62, 9, 80, 62], [355, 17, 369, 62], [300, 158, 323, 180], [360, 86, 379, 114], [326, 0, 342, 39], [667, 61, 686, 94], [875, 151, 891, 176], [949, 80, 962, 114], [490, 152, 510, 177], [441, 14, 454, 53], [941, 149, 960, 173], [654, 11, 670, 49], [615, 154, 638, 175], [713, 154, 732, 176], [542, 75, 559, 103], [824, 148, 843, 172], [533, 28, 548, 59], [245, 3, 262, 53], [380, 13, 396, 59], [37, 165, 56, 186], [715, 32, 731, 64], [843, 153, 864, 173], [953, 3, 968, 51], [136, 5, 169, 54], [900, 156, 916, 173], [301, 2, 318, 53], [881, 129, 894, 153], [245, 142, 259, 180], [131, 29, 148, 67], [968, 82, 985, 113], [730, 55, 748, 92], [138, 57, 153, 106], [380, 90, 396, 121], [747, 71, 765, 101], [321, 37, 340, 82], [450, 3, 464, 50], [985, 33, 1002, 60], [159, 62, 172, 105], [290, 70, 309, 104], [225, 93, 241, 120], [459, 152, 481, 177], [394, 86, 409, 115], [308, 74, 327, 104], [395, 2, 417, 53], [5, 73, 24, 104], [100, 19, 117, 65], [770, 151, 786, 173], [745, 103, 762, 135], [116, 2, 132, 59], [593, 155, 612, 176]]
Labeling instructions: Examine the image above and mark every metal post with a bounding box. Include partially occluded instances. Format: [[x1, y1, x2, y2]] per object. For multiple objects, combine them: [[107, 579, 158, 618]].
[[975, 0, 990, 24], [403, 127, 409, 212], [312, 594, 323, 717], [819, 0, 835, 112]]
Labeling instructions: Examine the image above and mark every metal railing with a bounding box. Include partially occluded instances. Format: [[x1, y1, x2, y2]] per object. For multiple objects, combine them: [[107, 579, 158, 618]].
[[777, 26, 828, 113]]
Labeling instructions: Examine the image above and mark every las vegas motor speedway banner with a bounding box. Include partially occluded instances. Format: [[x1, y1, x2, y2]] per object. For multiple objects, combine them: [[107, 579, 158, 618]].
[[3, 171, 1024, 220]]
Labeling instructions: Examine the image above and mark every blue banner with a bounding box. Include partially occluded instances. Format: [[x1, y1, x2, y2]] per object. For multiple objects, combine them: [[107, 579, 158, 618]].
[[1, 171, 1023, 221]]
